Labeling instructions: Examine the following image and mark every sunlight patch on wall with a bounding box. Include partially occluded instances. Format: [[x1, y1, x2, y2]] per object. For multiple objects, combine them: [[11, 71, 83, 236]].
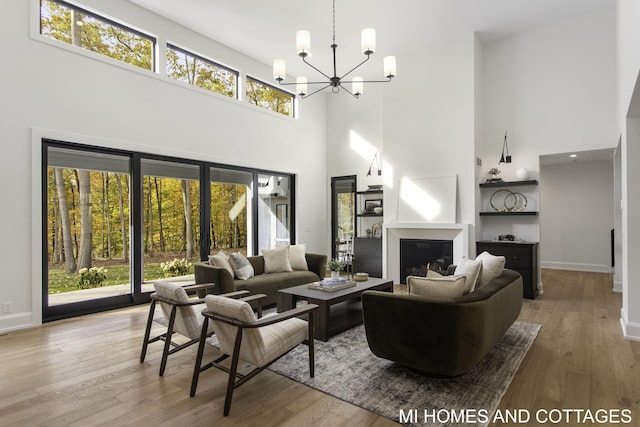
[[399, 178, 442, 221], [397, 176, 457, 223]]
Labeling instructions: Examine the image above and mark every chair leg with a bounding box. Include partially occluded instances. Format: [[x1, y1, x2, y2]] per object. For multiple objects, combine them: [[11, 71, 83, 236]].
[[190, 317, 210, 397], [159, 306, 178, 376], [308, 312, 315, 378], [140, 299, 157, 363], [224, 327, 244, 416]]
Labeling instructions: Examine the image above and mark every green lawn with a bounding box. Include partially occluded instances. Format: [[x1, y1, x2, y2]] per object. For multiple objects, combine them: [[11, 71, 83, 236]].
[[47, 262, 193, 294]]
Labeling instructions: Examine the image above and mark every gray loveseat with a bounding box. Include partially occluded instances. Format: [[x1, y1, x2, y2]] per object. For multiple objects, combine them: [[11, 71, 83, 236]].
[[362, 268, 523, 377], [194, 253, 327, 306]]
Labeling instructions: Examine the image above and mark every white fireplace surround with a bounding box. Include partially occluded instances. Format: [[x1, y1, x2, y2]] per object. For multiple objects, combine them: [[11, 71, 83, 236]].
[[383, 223, 470, 284]]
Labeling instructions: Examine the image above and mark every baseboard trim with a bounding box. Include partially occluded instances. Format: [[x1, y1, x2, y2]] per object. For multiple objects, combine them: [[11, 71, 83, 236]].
[[620, 309, 640, 342], [613, 279, 623, 293], [541, 261, 612, 273], [0, 312, 35, 334]]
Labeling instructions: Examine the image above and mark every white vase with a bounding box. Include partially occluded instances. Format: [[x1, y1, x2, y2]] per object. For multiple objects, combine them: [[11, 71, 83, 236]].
[[516, 168, 530, 180], [331, 270, 340, 281]]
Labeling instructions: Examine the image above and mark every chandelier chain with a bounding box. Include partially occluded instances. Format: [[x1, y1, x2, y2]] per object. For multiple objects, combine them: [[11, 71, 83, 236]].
[[332, 0, 336, 45]]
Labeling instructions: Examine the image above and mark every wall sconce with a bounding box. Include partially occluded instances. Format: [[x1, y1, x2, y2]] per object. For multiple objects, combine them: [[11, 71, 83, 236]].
[[367, 152, 381, 176], [499, 131, 512, 164]]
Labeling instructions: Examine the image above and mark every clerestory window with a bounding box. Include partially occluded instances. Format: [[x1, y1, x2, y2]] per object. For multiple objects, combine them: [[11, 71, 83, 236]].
[[40, 0, 155, 71], [246, 76, 295, 117]]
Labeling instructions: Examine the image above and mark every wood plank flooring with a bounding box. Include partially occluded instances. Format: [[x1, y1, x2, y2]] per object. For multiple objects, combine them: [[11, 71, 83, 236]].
[[1, 270, 638, 426]]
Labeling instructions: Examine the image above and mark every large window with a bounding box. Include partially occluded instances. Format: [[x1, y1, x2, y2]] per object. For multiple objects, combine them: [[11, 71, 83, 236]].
[[246, 77, 294, 117], [167, 44, 238, 98], [45, 145, 132, 317], [42, 141, 295, 321], [141, 159, 200, 283], [40, 0, 155, 71]]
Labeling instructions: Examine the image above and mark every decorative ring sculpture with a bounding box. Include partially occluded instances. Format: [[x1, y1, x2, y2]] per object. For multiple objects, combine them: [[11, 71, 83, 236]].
[[490, 189, 528, 212]]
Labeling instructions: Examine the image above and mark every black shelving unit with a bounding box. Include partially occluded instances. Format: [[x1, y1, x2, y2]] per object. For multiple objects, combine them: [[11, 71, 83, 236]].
[[479, 179, 538, 188]]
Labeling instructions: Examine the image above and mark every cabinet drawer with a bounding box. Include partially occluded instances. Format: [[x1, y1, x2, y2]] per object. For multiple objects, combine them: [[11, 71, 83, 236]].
[[354, 238, 382, 256]]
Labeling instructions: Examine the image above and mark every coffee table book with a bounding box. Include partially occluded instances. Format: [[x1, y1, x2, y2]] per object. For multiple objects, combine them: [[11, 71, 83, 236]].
[[308, 279, 357, 292]]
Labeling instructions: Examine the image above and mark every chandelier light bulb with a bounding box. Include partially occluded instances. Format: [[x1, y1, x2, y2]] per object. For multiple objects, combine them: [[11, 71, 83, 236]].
[[296, 30, 311, 57], [352, 76, 364, 96], [361, 28, 376, 55], [273, 59, 286, 81], [296, 76, 308, 96], [383, 56, 397, 78]]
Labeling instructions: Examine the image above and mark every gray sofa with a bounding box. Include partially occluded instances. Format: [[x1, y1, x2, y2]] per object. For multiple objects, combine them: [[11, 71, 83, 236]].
[[194, 253, 327, 306], [362, 268, 523, 377]]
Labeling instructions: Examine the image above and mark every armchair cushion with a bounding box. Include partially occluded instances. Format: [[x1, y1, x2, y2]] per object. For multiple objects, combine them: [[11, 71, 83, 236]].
[[153, 281, 207, 340], [205, 295, 308, 367]]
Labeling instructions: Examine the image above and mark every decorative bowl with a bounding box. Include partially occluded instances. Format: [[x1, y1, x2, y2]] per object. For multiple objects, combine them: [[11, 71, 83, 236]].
[[373, 207, 383, 214]]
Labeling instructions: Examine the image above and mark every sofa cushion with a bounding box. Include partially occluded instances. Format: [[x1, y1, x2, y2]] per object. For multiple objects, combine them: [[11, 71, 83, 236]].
[[406, 274, 466, 298], [208, 251, 233, 277], [454, 256, 482, 293], [475, 251, 506, 288], [263, 247, 293, 273], [288, 244, 308, 271], [228, 253, 254, 280]]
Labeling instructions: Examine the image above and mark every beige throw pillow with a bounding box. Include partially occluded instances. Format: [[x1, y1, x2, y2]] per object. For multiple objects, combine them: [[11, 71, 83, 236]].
[[454, 256, 483, 294], [262, 247, 293, 273], [407, 274, 467, 298], [208, 251, 234, 277], [475, 251, 506, 288], [228, 253, 254, 280], [288, 244, 308, 271]]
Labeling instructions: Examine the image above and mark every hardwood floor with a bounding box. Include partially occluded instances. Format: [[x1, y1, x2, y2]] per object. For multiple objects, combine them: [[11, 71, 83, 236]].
[[1, 270, 638, 426]]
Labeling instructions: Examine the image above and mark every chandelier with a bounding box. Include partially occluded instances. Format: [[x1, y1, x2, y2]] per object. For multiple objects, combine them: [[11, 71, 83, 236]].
[[272, 0, 396, 99]]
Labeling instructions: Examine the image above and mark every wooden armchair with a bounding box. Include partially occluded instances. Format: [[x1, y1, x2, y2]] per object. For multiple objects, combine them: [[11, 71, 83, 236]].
[[140, 281, 251, 376], [190, 294, 318, 416]]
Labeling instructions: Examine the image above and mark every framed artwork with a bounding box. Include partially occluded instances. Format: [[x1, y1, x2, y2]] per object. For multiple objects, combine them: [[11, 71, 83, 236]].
[[365, 199, 383, 213]]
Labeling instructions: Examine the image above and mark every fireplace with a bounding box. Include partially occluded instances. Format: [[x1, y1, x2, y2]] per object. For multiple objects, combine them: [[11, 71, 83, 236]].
[[399, 238, 453, 284]]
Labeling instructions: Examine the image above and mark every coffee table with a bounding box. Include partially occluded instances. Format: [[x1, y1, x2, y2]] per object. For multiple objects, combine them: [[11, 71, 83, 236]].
[[276, 277, 393, 341]]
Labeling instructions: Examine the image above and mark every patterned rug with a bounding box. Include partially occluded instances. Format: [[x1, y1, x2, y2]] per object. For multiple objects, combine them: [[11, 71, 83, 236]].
[[269, 321, 541, 427]]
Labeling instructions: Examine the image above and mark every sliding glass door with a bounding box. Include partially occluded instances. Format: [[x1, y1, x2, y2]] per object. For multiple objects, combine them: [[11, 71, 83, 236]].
[[44, 144, 133, 319], [42, 141, 296, 321]]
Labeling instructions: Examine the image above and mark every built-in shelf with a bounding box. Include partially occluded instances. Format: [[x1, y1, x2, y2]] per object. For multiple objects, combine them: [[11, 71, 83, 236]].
[[356, 189, 383, 195], [479, 211, 538, 216], [357, 213, 383, 217], [479, 180, 538, 188]]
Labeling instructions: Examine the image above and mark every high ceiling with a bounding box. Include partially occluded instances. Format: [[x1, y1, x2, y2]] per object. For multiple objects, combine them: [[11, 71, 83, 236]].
[[127, 0, 615, 80]]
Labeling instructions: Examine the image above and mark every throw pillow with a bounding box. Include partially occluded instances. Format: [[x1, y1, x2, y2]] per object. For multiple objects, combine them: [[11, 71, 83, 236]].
[[287, 244, 308, 271], [407, 274, 466, 298], [208, 250, 234, 278], [228, 253, 254, 280], [454, 256, 483, 294], [262, 246, 293, 273], [475, 251, 506, 288]]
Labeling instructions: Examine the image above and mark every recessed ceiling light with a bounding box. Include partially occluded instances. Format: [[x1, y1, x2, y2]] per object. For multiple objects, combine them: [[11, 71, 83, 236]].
[[570, 154, 577, 158]]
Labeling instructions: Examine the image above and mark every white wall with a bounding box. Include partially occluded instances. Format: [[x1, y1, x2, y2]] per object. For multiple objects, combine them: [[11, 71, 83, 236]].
[[480, 6, 617, 244], [539, 160, 614, 272], [383, 33, 478, 226], [0, 0, 328, 332]]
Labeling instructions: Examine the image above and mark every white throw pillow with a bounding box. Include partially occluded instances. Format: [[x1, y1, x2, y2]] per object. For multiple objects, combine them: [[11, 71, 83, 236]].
[[454, 256, 483, 294], [228, 253, 254, 280], [262, 247, 293, 273], [475, 251, 506, 288], [287, 244, 308, 271], [407, 274, 466, 298], [208, 250, 234, 277]]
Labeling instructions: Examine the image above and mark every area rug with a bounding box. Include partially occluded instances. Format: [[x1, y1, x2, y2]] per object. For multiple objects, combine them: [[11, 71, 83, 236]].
[[269, 321, 541, 427]]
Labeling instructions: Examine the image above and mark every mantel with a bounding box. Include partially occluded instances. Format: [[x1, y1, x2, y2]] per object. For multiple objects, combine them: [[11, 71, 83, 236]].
[[383, 222, 470, 232]]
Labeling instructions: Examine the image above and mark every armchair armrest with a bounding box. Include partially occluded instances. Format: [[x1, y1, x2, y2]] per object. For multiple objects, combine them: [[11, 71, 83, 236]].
[[183, 283, 215, 294], [201, 304, 318, 329]]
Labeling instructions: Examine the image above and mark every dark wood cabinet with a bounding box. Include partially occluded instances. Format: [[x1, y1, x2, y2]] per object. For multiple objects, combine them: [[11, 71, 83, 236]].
[[476, 241, 539, 299], [353, 237, 382, 278]]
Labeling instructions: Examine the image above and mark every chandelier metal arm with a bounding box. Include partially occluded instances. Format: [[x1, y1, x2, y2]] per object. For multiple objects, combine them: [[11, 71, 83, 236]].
[[339, 84, 360, 99], [301, 83, 333, 98], [339, 54, 371, 81], [302, 55, 333, 81]]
